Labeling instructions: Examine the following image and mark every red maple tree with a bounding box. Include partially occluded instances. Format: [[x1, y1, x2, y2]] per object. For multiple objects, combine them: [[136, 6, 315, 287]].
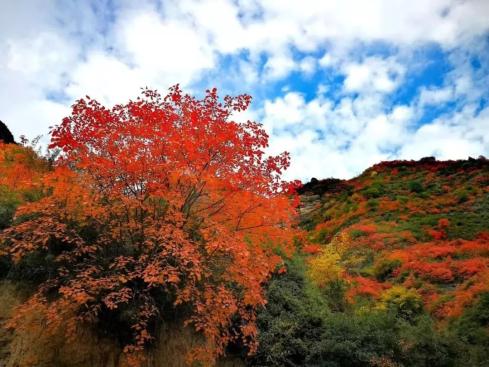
[[1, 86, 300, 365]]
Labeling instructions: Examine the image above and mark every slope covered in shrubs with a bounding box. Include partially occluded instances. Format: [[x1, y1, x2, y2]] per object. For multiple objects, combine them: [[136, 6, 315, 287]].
[[250, 157, 489, 367], [301, 157, 489, 317]]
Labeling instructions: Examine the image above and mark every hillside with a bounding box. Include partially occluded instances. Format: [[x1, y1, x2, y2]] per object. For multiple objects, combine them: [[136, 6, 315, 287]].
[[251, 157, 489, 367], [299, 157, 489, 317]]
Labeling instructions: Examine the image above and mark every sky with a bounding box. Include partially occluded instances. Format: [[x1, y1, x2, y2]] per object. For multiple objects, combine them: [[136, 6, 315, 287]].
[[1, 0, 489, 181]]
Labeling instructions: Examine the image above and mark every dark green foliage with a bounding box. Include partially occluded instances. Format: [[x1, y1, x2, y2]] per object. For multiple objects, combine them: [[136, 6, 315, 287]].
[[445, 209, 489, 240], [395, 207, 489, 241], [3, 245, 59, 283], [322, 279, 349, 312], [249, 256, 327, 367], [308, 312, 401, 367], [362, 182, 385, 199], [366, 198, 378, 209], [373, 258, 402, 281], [0, 186, 19, 230], [251, 256, 463, 367], [450, 293, 489, 366], [399, 316, 457, 367], [350, 229, 368, 239], [408, 180, 424, 193], [0, 188, 20, 278], [462, 292, 489, 327], [457, 191, 469, 203]]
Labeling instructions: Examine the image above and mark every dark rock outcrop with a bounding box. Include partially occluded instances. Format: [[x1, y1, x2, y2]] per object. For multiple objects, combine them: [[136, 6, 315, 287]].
[[297, 177, 352, 196], [419, 156, 436, 163], [0, 121, 15, 144]]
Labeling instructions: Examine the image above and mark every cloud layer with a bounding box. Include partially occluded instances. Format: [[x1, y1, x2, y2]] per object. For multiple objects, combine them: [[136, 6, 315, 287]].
[[1, 0, 488, 180]]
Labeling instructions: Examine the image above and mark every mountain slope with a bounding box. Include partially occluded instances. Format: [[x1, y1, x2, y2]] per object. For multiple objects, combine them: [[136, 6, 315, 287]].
[[298, 156, 489, 318], [250, 157, 489, 367]]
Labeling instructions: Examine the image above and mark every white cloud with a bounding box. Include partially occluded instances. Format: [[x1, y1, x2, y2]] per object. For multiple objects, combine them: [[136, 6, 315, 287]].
[[0, 0, 488, 181], [263, 52, 297, 80], [299, 56, 317, 75], [243, 0, 489, 50], [176, 0, 245, 54], [342, 57, 405, 94], [65, 53, 143, 106], [418, 86, 454, 106], [261, 81, 488, 180], [115, 10, 216, 84], [319, 53, 336, 68], [399, 105, 489, 160], [263, 93, 314, 130], [261, 91, 415, 180]]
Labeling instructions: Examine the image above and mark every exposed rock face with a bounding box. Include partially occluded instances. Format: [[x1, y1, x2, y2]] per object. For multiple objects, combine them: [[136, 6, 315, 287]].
[[297, 178, 354, 224], [297, 177, 353, 196], [299, 193, 321, 217], [0, 121, 15, 144]]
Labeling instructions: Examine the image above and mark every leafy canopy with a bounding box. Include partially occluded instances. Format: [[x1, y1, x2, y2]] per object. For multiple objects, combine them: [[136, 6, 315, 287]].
[[1, 86, 300, 365]]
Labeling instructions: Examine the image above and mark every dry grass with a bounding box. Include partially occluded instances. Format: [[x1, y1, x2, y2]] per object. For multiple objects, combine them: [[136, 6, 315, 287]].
[[0, 282, 244, 367], [0, 281, 27, 365]]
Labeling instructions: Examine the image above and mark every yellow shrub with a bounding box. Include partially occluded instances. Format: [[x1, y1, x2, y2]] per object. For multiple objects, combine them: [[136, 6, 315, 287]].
[[307, 232, 351, 288], [378, 285, 423, 320]]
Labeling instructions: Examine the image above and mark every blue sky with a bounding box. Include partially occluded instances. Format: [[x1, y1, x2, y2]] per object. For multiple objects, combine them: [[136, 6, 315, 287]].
[[1, 0, 489, 180]]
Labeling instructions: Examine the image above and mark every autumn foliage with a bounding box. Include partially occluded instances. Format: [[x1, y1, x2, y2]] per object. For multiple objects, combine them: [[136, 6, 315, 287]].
[[300, 156, 489, 321], [0, 86, 299, 364], [0, 141, 49, 196]]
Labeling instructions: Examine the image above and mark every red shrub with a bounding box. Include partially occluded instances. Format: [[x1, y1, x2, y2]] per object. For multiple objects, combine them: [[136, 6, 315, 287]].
[[427, 229, 445, 240], [438, 218, 450, 228], [405, 260, 454, 283], [453, 258, 487, 278], [302, 244, 322, 255], [353, 223, 377, 234], [477, 231, 489, 241], [424, 244, 457, 258], [347, 276, 387, 299]]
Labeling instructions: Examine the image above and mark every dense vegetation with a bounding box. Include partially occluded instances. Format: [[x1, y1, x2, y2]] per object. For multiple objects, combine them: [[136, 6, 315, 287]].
[[0, 91, 488, 366], [0, 87, 299, 366], [250, 157, 489, 366]]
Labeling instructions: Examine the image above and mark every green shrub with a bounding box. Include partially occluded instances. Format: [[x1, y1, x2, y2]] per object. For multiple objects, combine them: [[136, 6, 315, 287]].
[[308, 312, 401, 367], [379, 286, 424, 321], [350, 229, 367, 239], [366, 199, 379, 209], [399, 316, 457, 367], [373, 258, 402, 281], [322, 279, 349, 313], [362, 183, 385, 199], [0, 187, 20, 230], [396, 195, 409, 204], [249, 256, 327, 366], [449, 293, 489, 366], [457, 191, 469, 203], [408, 180, 424, 193]]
